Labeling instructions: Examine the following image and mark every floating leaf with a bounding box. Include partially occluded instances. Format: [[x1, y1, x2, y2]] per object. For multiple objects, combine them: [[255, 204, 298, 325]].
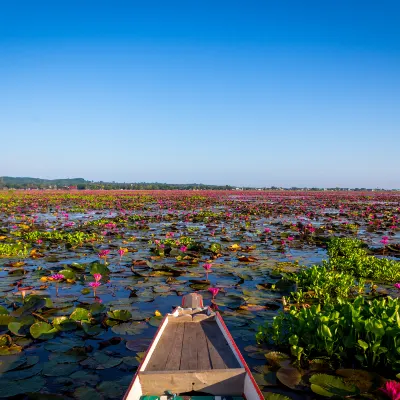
[[74, 386, 104, 400], [97, 381, 126, 399], [70, 307, 90, 321], [276, 367, 302, 390], [0, 314, 15, 325], [107, 309, 132, 321], [0, 376, 45, 397], [126, 338, 152, 352], [81, 321, 103, 336], [0, 363, 42, 380], [0, 354, 27, 373], [42, 360, 79, 376], [111, 321, 148, 335], [53, 316, 77, 331], [30, 322, 58, 340], [265, 352, 291, 368], [309, 374, 360, 397], [263, 394, 292, 400]]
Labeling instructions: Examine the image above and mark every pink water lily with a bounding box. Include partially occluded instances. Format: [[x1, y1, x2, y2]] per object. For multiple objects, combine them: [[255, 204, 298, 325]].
[[381, 236, 389, 245], [50, 274, 64, 281], [379, 380, 400, 400], [98, 249, 111, 264], [93, 273, 102, 282], [203, 263, 212, 281], [89, 281, 101, 297], [179, 245, 187, 252], [287, 236, 294, 241], [394, 283, 400, 290], [50, 274, 64, 297], [208, 287, 219, 299]]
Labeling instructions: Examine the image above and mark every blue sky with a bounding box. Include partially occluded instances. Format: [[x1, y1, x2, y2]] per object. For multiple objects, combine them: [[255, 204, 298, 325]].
[[1, 1, 399, 188]]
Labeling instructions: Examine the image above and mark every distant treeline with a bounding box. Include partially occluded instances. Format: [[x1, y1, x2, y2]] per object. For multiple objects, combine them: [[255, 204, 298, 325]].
[[0, 177, 396, 191], [0, 177, 234, 190]]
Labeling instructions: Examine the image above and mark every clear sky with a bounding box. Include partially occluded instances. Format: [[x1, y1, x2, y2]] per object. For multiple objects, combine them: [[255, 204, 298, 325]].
[[1, 1, 399, 188]]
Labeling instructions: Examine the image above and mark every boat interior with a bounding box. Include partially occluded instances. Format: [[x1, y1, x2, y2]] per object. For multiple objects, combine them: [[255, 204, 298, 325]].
[[138, 307, 247, 396]]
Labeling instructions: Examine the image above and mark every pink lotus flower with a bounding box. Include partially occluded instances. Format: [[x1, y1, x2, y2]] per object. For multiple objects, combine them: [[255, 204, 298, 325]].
[[180, 245, 187, 252], [381, 236, 389, 245], [36, 239, 43, 244], [203, 263, 212, 281], [264, 228, 271, 233], [287, 236, 294, 241], [50, 274, 64, 297], [394, 283, 400, 290], [98, 249, 111, 258], [98, 249, 110, 263], [203, 263, 212, 271], [208, 287, 219, 298], [93, 273, 102, 282], [50, 274, 64, 281], [89, 281, 101, 297], [379, 380, 400, 400]]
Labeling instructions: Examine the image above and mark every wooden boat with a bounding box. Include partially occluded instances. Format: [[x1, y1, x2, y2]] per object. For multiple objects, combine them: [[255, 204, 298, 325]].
[[124, 293, 263, 400]]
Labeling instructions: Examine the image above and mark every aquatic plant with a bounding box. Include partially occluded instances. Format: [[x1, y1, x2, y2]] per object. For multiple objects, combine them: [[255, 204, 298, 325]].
[[50, 273, 64, 297]]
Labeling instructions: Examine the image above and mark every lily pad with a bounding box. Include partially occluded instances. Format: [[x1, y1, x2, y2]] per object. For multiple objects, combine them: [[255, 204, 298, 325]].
[[30, 321, 58, 340], [309, 374, 360, 397], [53, 316, 77, 331], [70, 307, 90, 321], [0, 376, 45, 397], [107, 309, 132, 321]]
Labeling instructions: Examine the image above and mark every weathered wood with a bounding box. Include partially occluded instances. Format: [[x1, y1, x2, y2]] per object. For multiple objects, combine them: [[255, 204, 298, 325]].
[[146, 322, 178, 371], [193, 314, 212, 322], [139, 368, 246, 395], [164, 322, 185, 370], [202, 321, 240, 369], [196, 322, 212, 370], [169, 314, 192, 322], [180, 323, 198, 370], [181, 293, 203, 308]]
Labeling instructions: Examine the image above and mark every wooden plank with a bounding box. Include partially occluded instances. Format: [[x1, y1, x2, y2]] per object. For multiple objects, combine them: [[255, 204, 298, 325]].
[[196, 322, 212, 370], [139, 368, 246, 395], [164, 323, 185, 370], [146, 323, 178, 371], [180, 323, 198, 370], [202, 321, 240, 369]]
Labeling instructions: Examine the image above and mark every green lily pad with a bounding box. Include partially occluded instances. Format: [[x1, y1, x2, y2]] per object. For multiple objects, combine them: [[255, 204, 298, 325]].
[[70, 307, 90, 321], [309, 374, 360, 397], [42, 360, 79, 376], [81, 321, 103, 336], [97, 381, 126, 399], [107, 309, 132, 321], [30, 321, 58, 340], [0, 354, 27, 373], [53, 316, 77, 331], [111, 321, 148, 335], [80, 352, 122, 369], [0, 363, 42, 380]]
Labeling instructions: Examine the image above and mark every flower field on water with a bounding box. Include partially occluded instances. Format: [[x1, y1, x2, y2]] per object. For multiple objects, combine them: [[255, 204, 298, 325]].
[[0, 190, 399, 400]]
